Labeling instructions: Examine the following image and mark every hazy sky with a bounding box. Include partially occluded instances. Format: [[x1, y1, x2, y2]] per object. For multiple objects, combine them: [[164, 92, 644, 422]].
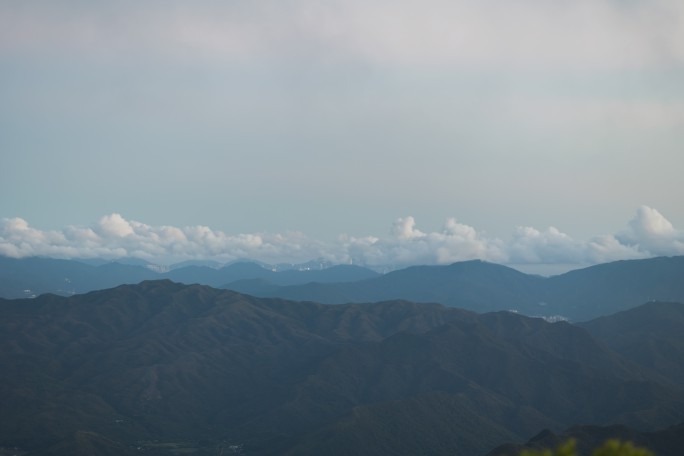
[[1, 1, 683, 271]]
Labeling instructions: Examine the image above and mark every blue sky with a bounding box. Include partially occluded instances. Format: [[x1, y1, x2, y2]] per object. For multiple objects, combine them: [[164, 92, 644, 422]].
[[1, 1, 683, 272]]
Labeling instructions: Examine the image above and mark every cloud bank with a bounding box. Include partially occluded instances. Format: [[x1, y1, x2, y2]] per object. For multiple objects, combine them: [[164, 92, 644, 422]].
[[2, 207, 683, 270], [2, 0, 683, 71]]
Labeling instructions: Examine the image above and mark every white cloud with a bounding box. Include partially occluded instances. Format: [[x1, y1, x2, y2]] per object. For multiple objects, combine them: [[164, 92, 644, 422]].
[[391, 216, 424, 240], [3, 206, 682, 269], [1, 1, 682, 71], [628, 205, 676, 237], [585, 235, 647, 264], [502, 97, 684, 133], [616, 205, 684, 256], [338, 217, 506, 267], [508, 226, 584, 264], [0, 214, 324, 264], [96, 213, 135, 237]]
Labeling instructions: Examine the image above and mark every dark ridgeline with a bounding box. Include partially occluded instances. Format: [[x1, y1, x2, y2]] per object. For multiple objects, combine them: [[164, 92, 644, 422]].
[[4, 255, 684, 321], [490, 301, 684, 456], [1, 280, 683, 455], [579, 301, 684, 385]]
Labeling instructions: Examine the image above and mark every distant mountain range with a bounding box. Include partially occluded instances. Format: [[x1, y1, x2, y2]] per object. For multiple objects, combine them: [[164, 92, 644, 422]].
[[227, 256, 684, 321], [1, 280, 683, 455], [0, 255, 379, 297], [3, 255, 684, 321]]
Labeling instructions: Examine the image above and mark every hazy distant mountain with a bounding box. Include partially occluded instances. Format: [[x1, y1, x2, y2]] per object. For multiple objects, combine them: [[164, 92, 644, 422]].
[[168, 259, 224, 269], [0, 256, 157, 298], [1, 281, 683, 455], [228, 256, 684, 321], [167, 258, 338, 272], [271, 258, 336, 271], [542, 256, 684, 320], [163, 260, 272, 286], [0, 256, 379, 299], [165, 261, 380, 288], [3, 255, 684, 321], [225, 260, 543, 310], [75, 257, 155, 267]]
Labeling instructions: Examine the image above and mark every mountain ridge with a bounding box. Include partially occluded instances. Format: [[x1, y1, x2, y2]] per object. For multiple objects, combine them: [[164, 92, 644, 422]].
[[0, 256, 379, 299], [225, 256, 684, 321], [1, 280, 683, 455]]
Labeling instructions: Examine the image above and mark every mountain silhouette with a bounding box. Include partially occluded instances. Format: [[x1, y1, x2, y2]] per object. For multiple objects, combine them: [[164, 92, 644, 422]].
[[4, 255, 684, 321], [1, 281, 683, 455], [580, 301, 684, 385], [0, 256, 378, 299], [225, 256, 684, 321]]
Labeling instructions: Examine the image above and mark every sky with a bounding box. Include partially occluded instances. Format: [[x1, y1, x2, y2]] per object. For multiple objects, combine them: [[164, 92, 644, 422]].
[[1, 0, 683, 273]]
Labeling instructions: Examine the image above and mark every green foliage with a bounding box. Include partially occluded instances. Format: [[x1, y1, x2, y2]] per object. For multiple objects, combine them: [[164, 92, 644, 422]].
[[592, 439, 654, 456], [521, 439, 577, 456], [519, 439, 654, 456]]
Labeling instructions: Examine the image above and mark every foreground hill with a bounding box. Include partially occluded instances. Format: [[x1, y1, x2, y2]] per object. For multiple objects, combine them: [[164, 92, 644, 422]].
[[580, 301, 684, 385], [1, 281, 683, 455], [477, 300, 684, 456], [226, 256, 684, 321], [487, 423, 684, 456]]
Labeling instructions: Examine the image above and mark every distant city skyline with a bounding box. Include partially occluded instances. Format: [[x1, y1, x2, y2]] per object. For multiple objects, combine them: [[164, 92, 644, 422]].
[[2, 1, 683, 273]]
